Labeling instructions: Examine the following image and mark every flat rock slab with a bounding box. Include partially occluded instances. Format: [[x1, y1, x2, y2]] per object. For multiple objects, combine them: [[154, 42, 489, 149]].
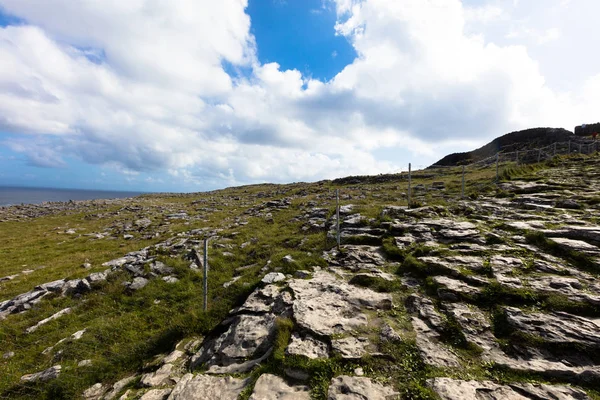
[[444, 303, 495, 352], [167, 374, 248, 400], [490, 256, 524, 275], [411, 317, 461, 368], [433, 276, 481, 301], [406, 295, 461, 368], [331, 337, 370, 359], [428, 377, 590, 400], [328, 375, 399, 400], [286, 333, 329, 359], [549, 237, 599, 254], [505, 307, 600, 348], [289, 271, 392, 337], [249, 374, 310, 400]]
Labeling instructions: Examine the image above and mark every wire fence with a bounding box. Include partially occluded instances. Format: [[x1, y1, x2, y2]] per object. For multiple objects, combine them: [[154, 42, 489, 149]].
[[398, 137, 598, 205]]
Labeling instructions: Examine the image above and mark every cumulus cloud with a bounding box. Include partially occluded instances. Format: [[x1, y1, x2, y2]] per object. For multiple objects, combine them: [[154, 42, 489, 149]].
[[0, 0, 598, 190]]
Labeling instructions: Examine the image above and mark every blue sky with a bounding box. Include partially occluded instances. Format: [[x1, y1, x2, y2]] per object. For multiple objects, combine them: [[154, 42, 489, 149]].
[[0, 0, 599, 192], [0, 0, 357, 191]]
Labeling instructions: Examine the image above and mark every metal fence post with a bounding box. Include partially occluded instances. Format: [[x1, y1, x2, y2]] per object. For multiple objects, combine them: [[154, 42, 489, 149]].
[[461, 165, 465, 199], [408, 163, 412, 208], [495, 153, 499, 181], [203, 238, 209, 311], [336, 189, 340, 250]]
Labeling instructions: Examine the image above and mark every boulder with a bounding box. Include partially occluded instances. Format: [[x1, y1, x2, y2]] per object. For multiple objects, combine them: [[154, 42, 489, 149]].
[[62, 279, 92, 296], [128, 277, 149, 291], [261, 272, 286, 284], [20, 365, 61, 383], [191, 314, 277, 371]]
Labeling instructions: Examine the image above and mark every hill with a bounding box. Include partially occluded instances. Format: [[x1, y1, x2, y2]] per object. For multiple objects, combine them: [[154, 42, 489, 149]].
[[1, 152, 600, 399], [432, 127, 573, 167]]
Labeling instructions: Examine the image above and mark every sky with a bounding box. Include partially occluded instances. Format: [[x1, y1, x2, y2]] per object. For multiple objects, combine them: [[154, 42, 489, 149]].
[[0, 0, 599, 192]]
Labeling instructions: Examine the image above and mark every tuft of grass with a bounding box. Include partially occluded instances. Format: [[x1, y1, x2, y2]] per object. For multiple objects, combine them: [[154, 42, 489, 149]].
[[382, 237, 406, 262], [273, 318, 294, 362]]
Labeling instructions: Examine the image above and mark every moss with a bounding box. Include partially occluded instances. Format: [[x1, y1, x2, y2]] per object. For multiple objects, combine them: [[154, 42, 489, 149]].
[[348, 275, 403, 293], [524, 231, 599, 275], [382, 237, 406, 262], [344, 235, 383, 246]]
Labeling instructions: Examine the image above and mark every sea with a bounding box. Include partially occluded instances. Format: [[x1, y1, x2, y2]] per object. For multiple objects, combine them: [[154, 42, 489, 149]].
[[0, 186, 145, 207]]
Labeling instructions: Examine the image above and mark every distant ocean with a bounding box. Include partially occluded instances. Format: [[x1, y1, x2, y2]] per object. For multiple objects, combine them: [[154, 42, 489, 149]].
[[0, 186, 145, 207]]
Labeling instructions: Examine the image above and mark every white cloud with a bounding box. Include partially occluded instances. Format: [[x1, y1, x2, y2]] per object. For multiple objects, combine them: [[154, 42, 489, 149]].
[[464, 5, 505, 23], [0, 0, 598, 190], [506, 27, 561, 45]]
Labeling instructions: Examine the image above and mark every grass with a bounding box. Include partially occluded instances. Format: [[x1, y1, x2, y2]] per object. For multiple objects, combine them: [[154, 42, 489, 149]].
[[524, 231, 599, 275], [348, 275, 404, 293], [1, 152, 599, 398]]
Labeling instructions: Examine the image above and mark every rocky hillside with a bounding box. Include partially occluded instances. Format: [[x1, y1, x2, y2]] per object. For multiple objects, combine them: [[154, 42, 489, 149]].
[[1, 153, 600, 399], [575, 123, 600, 137], [432, 127, 574, 167]]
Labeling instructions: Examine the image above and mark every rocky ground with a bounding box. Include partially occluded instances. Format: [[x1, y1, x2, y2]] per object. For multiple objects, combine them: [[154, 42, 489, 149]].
[[1, 154, 600, 399]]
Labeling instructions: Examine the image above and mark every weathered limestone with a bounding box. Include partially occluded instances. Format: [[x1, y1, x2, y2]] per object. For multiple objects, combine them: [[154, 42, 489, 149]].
[[194, 313, 276, 371], [140, 389, 172, 400], [261, 272, 286, 284], [249, 374, 310, 400], [504, 307, 600, 348], [192, 283, 292, 373], [83, 383, 107, 399], [102, 375, 137, 400], [286, 333, 329, 359], [327, 376, 399, 400], [289, 270, 392, 337], [20, 365, 61, 382], [331, 336, 370, 359], [141, 363, 177, 387], [166, 374, 248, 400], [405, 295, 460, 368], [428, 377, 590, 400], [433, 276, 482, 301]]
